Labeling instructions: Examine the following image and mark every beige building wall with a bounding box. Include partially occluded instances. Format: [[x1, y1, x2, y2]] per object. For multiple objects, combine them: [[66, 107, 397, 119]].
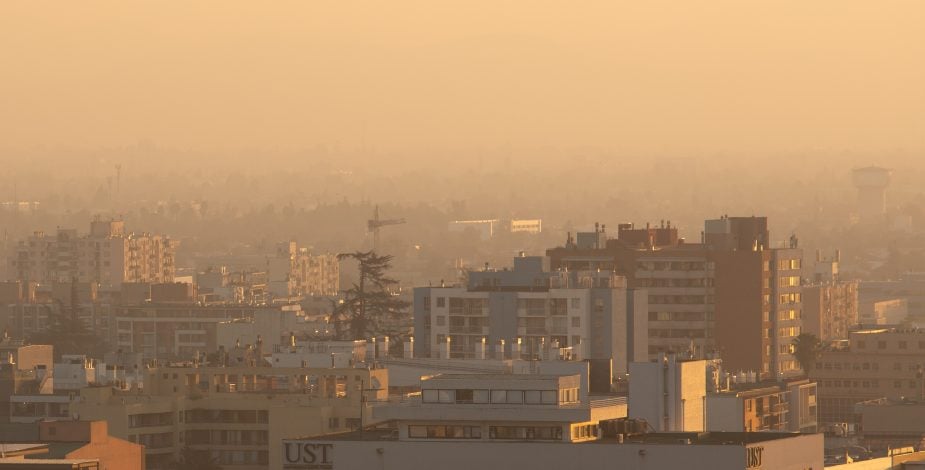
[[72, 366, 387, 470]]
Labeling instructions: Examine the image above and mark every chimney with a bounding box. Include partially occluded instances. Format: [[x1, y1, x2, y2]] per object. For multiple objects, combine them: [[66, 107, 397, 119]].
[[403, 337, 414, 359]]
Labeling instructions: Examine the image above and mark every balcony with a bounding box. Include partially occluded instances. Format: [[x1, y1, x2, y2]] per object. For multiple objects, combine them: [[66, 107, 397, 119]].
[[449, 326, 485, 334]]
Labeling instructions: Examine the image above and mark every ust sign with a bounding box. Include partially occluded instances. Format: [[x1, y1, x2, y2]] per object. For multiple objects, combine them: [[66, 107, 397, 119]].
[[746, 446, 764, 469], [282, 442, 334, 470]]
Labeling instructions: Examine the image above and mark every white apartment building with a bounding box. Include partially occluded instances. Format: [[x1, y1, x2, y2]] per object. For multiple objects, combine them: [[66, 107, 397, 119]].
[[629, 355, 706, 432], [414, 256, 647, 376], [283, 372, 823, 470]]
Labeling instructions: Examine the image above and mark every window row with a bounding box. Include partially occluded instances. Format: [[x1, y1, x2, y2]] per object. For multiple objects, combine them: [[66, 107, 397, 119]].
[[422, 388, 562, 405], [493, 426, 563, 440], [408, 425, 481, 439]]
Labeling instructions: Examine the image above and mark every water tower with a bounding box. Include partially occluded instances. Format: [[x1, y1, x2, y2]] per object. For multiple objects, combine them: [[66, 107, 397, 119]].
[[852, 166, 892, 224]]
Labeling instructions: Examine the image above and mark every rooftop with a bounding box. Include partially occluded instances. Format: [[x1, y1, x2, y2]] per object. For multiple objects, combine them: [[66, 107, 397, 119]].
[[295, 422, 805, 446], [423, 373, 567, 381]]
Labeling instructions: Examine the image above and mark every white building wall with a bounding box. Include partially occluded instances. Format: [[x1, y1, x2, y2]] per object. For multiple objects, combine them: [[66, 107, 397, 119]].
[[282, 434, 823, 470], [705, 395, 745, 431], [629, 357, 706, 432]]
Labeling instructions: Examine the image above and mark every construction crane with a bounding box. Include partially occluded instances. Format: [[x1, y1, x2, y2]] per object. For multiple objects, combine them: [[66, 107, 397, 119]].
[[367, 205, 405, 252]]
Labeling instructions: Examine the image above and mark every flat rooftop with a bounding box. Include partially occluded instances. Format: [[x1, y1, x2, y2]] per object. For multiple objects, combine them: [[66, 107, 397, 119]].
[[424, 374, 569, 381], [291, 422, 804, 445]]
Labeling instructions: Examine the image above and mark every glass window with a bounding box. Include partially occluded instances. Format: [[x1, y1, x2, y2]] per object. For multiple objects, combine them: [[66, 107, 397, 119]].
[[506, 391, 523, 404], [542, 390, 557, 404], [422, 389, 438, 403], [438, 390, 455, 403], [491, 390, 507, 403], [524, 390, 542, 404], [456, 389, 474, 403], [473, 390, 489, 404]]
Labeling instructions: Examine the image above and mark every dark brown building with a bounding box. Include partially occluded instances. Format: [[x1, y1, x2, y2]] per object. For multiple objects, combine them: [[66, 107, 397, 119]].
[[548, 216, 804, 380]]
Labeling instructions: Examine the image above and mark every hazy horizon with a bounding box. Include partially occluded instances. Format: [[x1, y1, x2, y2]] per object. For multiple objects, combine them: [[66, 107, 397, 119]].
[[2, 0, 922, 156]]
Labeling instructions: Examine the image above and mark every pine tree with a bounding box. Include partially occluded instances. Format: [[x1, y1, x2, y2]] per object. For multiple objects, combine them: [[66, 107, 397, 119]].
[[792, 333, 823, 374], [335, 251, 410, 340]]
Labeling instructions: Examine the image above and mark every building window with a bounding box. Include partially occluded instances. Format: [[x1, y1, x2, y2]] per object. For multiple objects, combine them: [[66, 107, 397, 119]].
[[455, 389, 474, 403], [899, 341, 908, 350], [571, 317, 581, 328], [409, 425, 482, 439], [491, 426, 561, 441], [437, 297, 446, 308], [436, 316, 446, 326]]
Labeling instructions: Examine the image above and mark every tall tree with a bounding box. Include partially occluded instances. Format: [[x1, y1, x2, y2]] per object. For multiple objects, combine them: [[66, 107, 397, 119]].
[[335, 251, 410, 340], [792, 333, 823, 374]]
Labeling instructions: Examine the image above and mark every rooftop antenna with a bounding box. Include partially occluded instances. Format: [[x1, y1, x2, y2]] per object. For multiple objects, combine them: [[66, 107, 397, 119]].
[[115, 164, 122, 196]]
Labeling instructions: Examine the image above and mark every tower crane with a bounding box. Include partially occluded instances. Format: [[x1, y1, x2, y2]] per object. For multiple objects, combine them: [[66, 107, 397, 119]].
[[367, 205, 405, 252]]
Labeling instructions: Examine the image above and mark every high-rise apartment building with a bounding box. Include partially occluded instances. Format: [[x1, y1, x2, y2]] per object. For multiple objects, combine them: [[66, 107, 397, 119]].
[[547, 222, 716, 361], [412, 255, 647, 375], [707, 216, 803, 379], [547, 216, 804, 380], [5, 219, 176, 287], [802, 251, 858, 342], [266, 242, 339, 298]]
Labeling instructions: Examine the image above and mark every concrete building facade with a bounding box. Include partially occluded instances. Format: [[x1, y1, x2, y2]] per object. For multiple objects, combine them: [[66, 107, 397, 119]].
[[5, 220, 177, 287], [71, 364, 387, 470], [811, 329, 925, 425], [628, 355, 706, 432], [413, 255, 648, 376]]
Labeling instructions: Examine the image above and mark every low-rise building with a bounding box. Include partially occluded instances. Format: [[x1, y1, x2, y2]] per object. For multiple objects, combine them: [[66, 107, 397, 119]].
[[706, 379, 818, 433], [0, 420, 143, 470], [111, 303, 258, 360], [372, 373, 625, 443], [811, 328, 925, 426], [70, 363, 388, 470], [285, 388, 821, 470], [856, 399, 925, 451]]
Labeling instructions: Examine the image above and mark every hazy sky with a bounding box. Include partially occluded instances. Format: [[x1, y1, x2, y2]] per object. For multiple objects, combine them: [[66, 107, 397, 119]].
[[1, 0, 922, 155]]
